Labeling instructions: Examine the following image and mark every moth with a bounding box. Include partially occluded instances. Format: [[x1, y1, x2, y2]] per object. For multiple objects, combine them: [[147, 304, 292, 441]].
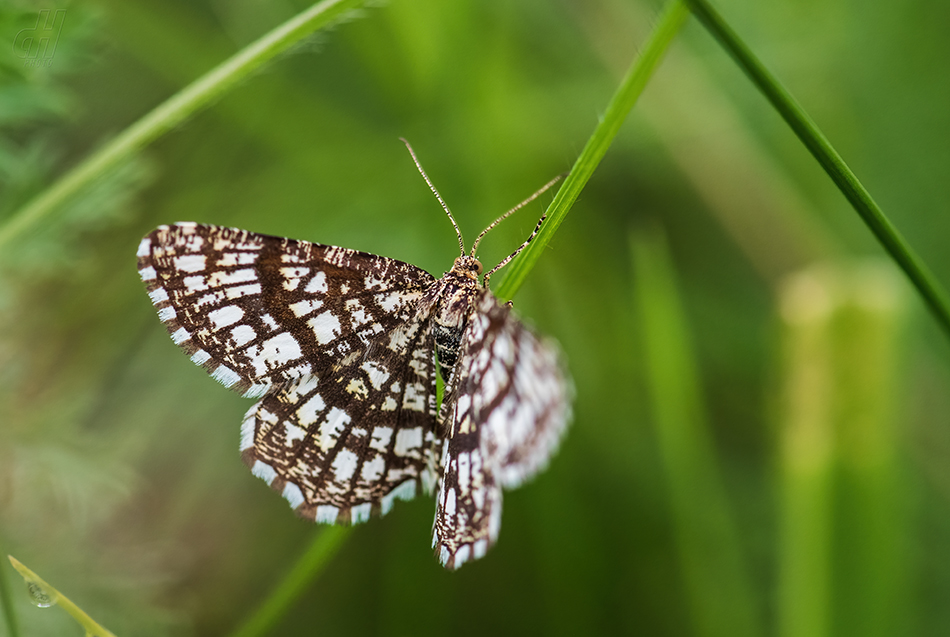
[[137, 141, 572, 569]]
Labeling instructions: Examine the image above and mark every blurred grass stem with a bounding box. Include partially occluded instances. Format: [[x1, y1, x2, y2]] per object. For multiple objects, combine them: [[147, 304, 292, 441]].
[[494, 0, 689, 299], [683, 0, 950, 340], [0, 539, 19, 637], [228, 527, 352, 637], [776, 274, 835, 637], [0, 0, 365, 249], [777, 264, 906, 637], [632, 229, 761, 637]]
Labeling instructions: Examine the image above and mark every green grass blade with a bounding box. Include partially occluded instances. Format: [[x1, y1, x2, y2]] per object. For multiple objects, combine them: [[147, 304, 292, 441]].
[[493, 0, 689, 300], [683, 0, 950, 340], [775, 272, 836, 637], [0, 0, 365, 250], [228, 527, 352, 637], [631, 228, 762, 637], [777, 263, 908, 637], [831, 264, 907, 637], [7, 556, 116, 637], [0, 542, 20, 637]]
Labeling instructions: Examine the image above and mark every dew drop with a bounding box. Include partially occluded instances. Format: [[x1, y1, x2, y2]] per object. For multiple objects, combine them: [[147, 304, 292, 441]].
[[27, 582, 55, 608]]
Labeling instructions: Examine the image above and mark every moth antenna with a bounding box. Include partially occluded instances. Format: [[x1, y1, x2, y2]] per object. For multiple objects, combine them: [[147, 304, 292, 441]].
[[400, 138, 465, 257], [483, 210, 548, 289], [470, 173, 565, 257]]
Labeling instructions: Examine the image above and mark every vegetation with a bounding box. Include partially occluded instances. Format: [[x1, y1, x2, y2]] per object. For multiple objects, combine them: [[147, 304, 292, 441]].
[[2, 0, 948, 635]]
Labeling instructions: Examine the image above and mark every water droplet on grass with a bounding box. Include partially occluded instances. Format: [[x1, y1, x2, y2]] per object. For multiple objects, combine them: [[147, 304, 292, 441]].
[[27, 582, 55, 608]]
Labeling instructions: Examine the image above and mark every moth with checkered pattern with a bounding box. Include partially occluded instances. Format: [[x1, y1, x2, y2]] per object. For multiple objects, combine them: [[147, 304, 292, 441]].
[[137, 141, 572, 569]]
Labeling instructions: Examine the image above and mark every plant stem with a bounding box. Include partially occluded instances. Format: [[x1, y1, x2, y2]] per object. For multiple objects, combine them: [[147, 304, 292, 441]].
[[683, 0, 950, 340], [0, 541, 19, 637], [0, 0, 365, 250], [228, 527, 352, 637], [493, 0, 689, 300], [7, 556, 116, 637], [632, 228, 762, 637]]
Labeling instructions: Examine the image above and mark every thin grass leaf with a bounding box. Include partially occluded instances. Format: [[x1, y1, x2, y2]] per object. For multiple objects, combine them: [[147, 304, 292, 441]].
[[227, 527, 352, 637], [683, 0, 950, 341], [493, 0, 689, 300], [0, 0, 365, 249], [631, 228, 762, 637], [0, 542, 19, 637], [7, 555, 116, 637], [831, 264, 907, 637], [777, 263, 908, 637], [776, 272, 836, 637]]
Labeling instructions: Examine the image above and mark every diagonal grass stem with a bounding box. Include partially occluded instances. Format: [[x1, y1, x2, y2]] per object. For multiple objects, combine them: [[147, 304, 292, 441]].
[[683, 0, 950, 340], [493, 0, 689, 300], [0, 0, 365, 249], [228, 527, 352, 637], [7, 556, 116, 637]]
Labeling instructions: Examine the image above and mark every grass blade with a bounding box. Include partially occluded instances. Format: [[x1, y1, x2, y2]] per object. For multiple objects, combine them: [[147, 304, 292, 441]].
[[493, 0, 689, 300], [228, 527, 352, 637], [777, 263, 908, 637], [7, 556, 116, 637], [776, 272, 836, 637], [631, 228, 762, 637], [0, 541, 19, 637], [683, 0, 950, 340], [0, 0, 365, 250]]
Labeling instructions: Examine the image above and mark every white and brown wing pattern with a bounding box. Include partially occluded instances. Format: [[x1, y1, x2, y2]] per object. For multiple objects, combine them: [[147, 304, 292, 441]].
[[138, 156, 574, 569], [137, 223, 436, 398], [138, 222, 441, 521], [433, 290, 572, 569], [240, 315, 441, 524]]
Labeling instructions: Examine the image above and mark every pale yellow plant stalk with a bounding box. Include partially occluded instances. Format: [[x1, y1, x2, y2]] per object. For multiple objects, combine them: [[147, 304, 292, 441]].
[[7, 556, 117, 637]]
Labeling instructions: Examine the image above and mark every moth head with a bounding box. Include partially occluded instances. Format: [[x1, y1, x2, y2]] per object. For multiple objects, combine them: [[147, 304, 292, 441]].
[[452, 255, 483, 280]]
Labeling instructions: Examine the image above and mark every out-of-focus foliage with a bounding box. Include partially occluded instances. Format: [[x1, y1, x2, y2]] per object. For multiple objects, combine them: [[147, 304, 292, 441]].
[[1, 0, 949, 635]]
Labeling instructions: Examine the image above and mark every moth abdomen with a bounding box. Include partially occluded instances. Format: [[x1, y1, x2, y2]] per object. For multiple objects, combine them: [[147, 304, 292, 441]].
[[434, 323, 463, 380]]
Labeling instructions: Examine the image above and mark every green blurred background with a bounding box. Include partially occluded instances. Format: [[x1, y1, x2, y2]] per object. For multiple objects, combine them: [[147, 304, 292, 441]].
[[2, 0, 950, 635]]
